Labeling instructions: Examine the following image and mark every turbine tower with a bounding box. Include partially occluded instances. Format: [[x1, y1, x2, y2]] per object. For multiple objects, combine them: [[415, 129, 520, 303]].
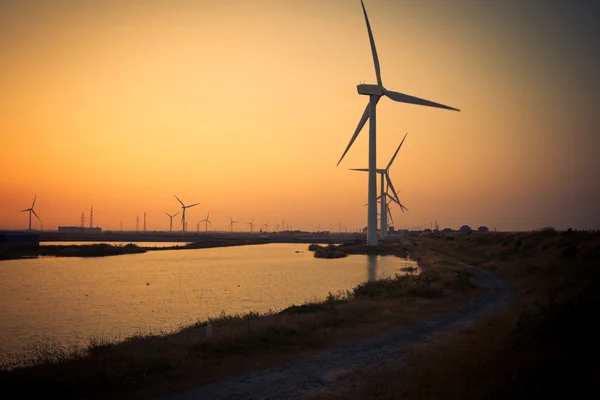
[[164, 212, 180, 232], [351, 133, 409, 238], [337, 0, 459, 245], [174, 195, 200, 232], [20, 195, 41, 230], [199, 212, 212, 232]]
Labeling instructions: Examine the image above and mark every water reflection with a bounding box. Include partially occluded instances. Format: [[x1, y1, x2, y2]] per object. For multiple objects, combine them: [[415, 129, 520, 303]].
[[0, 244, 417, 355], [367, 254, 378, 282]]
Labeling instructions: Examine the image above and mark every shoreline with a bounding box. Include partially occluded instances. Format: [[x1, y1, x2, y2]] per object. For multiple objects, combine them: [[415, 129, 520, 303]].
[[0, 239, 479, 399]]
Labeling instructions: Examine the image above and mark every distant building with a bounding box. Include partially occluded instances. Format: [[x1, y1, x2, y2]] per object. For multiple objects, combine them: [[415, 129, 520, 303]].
[[477, 226, 489, 233], [423, 229, 432, 234], [58, 226, 102, 234], [442, 228, 454, 233], [459, 225, 472, 232]]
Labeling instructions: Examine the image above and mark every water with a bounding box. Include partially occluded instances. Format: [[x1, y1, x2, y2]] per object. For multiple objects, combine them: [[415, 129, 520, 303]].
[[0, 243, 417, 355]]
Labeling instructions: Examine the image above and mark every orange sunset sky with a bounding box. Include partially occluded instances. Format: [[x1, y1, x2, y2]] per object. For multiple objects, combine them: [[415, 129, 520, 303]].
[[1, 0, 599, 232]]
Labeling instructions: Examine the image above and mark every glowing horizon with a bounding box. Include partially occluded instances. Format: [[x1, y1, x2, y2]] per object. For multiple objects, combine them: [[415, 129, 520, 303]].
[[1, 0, 599, 232]]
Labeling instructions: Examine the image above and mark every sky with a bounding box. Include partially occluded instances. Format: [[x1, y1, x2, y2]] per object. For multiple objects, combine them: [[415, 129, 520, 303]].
[[1, 0, 599, 232]]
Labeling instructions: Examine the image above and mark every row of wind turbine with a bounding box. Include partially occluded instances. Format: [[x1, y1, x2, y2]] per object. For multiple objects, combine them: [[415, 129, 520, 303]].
[[337, 0, 459, 245]]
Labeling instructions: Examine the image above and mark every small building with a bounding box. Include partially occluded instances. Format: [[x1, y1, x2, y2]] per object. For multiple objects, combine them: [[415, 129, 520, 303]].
[[477, 226, 489, 233], [459, 225, 472, 232], [442, 228, 454, 233]]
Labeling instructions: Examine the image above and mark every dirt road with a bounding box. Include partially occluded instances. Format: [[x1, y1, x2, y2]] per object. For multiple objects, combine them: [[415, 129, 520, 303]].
[[164, 255, 512, 400]]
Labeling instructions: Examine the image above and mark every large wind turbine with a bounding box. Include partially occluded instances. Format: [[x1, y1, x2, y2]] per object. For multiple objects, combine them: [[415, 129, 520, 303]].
[[199, 212, 213, 232], [174, 195, 200, 232], [164, 212, 180, 232], [337, 0, 459, 245], [351, 133, 408, 238], [21, 195, 41, 230]]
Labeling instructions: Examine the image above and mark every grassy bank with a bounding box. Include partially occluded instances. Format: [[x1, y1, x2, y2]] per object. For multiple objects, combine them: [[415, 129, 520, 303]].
[[0, 244, 478, 399], [309, 243, 409, 259], [311, 230, 600, 400], [1, 238, 270, 259]]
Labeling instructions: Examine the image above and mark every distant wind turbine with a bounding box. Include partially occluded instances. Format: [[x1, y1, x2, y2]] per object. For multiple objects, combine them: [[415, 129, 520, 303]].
[[247, 218, 256, 233], [174, 195, 200, 232], [336, 0, 459, 246], [165, 212, 180, 232], [351, 133, 408, 238], [21, 195, 41, 230], [228, 216, 239, 232], [199, 212, 213, 232], [263, 221, 269, 232]]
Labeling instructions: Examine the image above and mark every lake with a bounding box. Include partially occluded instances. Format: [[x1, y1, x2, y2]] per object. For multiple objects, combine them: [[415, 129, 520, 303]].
[[0, 243, 417, 356]]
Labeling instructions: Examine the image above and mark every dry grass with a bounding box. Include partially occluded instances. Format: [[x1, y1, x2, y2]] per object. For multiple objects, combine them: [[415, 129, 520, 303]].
[[309, 230, 600, 400], [0, 246, 480, 400]]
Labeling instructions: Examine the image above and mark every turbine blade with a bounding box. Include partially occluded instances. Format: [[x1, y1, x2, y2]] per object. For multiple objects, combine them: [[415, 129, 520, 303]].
[[387, 132, 408, 169], [208, 220, 213, 226], [387, 207, 394, 225], [174, 195, 184, 207], [32, 195, 37, 208], [383, 89, 460, 111], [349, 168, 369, 172], [337, 102, 370, 166], [173, 212, 179, 217], [20, 208, 29, 212], [165, 212, 170, 217], [32, 209, 41, 222], [187, 203, 200, 208], [360, 0, 382, 86], [386, 173, 401, 203]]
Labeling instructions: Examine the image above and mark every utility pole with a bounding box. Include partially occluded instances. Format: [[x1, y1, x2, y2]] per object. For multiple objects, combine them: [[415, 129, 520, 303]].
[[80, 212, 85, 228], [90, 206, 93, 228], [136, 215, 139, 232], [120, 220, 123, 231], [143, 212, 146, 232]]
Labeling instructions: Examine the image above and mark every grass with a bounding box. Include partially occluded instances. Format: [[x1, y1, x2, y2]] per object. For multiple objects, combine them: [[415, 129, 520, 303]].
[[308, 230, 600, 400], [0, 244, 478, 399]]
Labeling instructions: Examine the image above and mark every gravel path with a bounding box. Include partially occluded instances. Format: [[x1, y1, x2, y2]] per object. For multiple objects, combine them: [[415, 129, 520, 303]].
[[164, 255, 512, 400]]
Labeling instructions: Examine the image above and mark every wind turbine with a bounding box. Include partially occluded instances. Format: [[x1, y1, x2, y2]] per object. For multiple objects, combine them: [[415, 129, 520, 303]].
[[351, 133, 408, 238], [263, 221, 269, 232], [337, 0, 459, 246], [174, 195, 200, 232], [247, 218, 256, 233], [164, 212, 180, 232], [199, 212, 213, 232], [228, 216, 239, 232], [21, 195, 41, 230]]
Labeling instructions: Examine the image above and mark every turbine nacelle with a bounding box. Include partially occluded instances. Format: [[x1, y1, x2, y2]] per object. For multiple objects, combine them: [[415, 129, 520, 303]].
[[357, 84, 383, 96]]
